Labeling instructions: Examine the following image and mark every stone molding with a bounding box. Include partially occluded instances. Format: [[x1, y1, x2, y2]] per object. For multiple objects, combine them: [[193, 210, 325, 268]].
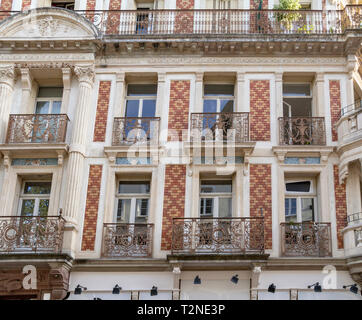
[[0, 65, 16, 87]]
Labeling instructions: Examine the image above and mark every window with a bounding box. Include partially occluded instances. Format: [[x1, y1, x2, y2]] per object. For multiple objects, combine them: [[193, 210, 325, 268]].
[[200, 180, 232, 218], [115, 181, 150, 224], [35, 87, 63, 115], [18, 181, 51, 217], [283, 83, 312, 117], [284, 179, 317, 223], [51, 0, 75, 10]]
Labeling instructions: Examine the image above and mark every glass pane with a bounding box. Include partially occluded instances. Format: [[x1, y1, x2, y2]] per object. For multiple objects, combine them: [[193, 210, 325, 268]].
[[24, 182, 51, 195], [118, 182, 150, 194], [201, 181, 232, 193], [135, 199, 149, 223], [142, 100, 156, 117], [283, 84, 310, 97], [117, 199, 131, 223], [283, 98, 312, 117], [125, 100, 140, 117], [301, 198, 315, 222], [37, 87, 63, 98], [127, 84, 157, 96], [219, 198, 232, 217], [220, 100, 234, 113], [200, 198, 213, 216], [38, 199, 49, 217], [35, 101, 50, 114], [203, 100, 217, 113], [285, 198, 297, 222], [20, 199, 35, 217], [204, 84, 234, 96], [52, 101, 62, 114], [286, 181, 311, 193]]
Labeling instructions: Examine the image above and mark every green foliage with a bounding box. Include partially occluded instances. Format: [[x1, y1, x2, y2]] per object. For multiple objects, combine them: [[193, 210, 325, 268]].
[[274, 0, 301, 11], [274, 0, 302, 30]]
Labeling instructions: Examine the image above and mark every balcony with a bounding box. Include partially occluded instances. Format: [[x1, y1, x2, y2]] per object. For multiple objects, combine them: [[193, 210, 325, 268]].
[[76, 6, 361, 36], [171, 217, 264, 255], [190, 112, 249, 143], [102, 223, 153, 258], [0, 216, 65, 254], [280, 222, 332, 257], [337, 100, 362, 146], [278, 117, 326, 146], [5, 114, 69, 144], [112, 117, 160, 146]]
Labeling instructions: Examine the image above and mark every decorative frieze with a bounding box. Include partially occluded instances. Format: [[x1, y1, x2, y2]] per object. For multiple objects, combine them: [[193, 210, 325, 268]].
[[284, 157, 321, 165], [11, 158, 58, 166]]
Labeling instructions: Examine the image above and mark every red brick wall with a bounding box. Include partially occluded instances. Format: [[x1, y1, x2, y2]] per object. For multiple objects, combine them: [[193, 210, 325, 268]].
[[93, 81, 111, 142], [333, 165, 347, 249], [175, 0, 194, 33], [250, 164, 272, 250], [161, 165, 186, 250], [106, 0, 122, 34], [250, 80, 270, 141], [168, 80, 190, 141], [329, 80, 341, 142], [0, 0, 13, 20], [21, 0, 31, 10], [85, 0, 96, 22], [250, 0, 269, 9], [81, 165, 103, 251]]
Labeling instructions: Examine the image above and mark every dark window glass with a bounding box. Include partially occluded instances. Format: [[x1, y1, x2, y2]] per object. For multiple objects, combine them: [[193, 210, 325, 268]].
[[283, 84, 310, 97], [37, 87, 63, 98], [23, 182, 52, 195], [127, 84, 157, 96], [286, 181, 311, 193], [118, 182, 150, 194], [204, 85, 234, 96], [201, 181, 232, 193]]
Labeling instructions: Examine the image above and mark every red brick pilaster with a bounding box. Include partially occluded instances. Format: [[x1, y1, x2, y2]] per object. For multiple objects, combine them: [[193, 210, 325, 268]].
[[250, 164, 272, 250], [250, 0, 269, 9], [93, 81, 111, 142], [85, 0, 96, 22], [21, 0, 31, 10], [333, 165, 347, 249], [175, 0, 194, 34], [161, 165, 186, 250], [250, 80, 270, 141], [0, 0, 13, 21], [168, 80, 190, 141], [106, 0, 122, 34], [329, 80, 341, 142], [81, 165, 103, 251]]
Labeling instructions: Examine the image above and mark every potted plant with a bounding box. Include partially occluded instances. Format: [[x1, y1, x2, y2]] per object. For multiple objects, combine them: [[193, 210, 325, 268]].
[[274, 0, 302, 31]]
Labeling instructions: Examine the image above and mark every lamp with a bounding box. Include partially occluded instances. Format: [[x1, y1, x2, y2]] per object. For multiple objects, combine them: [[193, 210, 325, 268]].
[[268, 283, 276, 293], [343, 284, 358, 294], [74, 285, 87, 295], [194, 275, 201, 285], [94, 297, 102, 300], [308, 282, 322, 292], [112, 284, 121, 295], [231, 275, 239, 284], [150, 286, 158, 296]]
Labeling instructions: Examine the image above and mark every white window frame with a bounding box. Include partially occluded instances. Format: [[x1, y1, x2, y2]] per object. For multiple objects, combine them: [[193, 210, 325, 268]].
[[282, 82, 313, 117], [17, 180, 51, 217], [125, 84, 157, 118], [203, 84, 235, 113], [35, 88, 63, 115], [114, 181, 150, 224], [284, 179, 318, 222]]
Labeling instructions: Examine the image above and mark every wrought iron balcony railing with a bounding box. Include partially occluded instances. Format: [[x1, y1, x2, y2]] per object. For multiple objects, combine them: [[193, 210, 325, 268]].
[[73, 6, 361, 36], [5, 114, 69, 144], [280, 222, 332, 257], [0, 215, 65, 254], [278, 117, 326, 146], [112, 117, 160, 146], [190, 112, 249, 142], [340, 99, 362, 118], [171, 217, 264, 255], [347, 212, 362, 224], [102, 223, 153, 258]]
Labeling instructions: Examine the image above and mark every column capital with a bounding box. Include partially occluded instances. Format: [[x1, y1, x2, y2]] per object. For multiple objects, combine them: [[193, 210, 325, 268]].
[[237, 72, 245, 82], [116, 71, 126, 82], [0, 65, 16, 88], [315, 72, 325, 82], [158, 72, 166, 83], [74, 64, 95, 85], [275, 72, 283, 82], [195, 72, 204, 82]]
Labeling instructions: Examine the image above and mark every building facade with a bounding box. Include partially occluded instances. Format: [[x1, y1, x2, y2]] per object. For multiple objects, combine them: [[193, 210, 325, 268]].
[[0, 0, 361, 300]]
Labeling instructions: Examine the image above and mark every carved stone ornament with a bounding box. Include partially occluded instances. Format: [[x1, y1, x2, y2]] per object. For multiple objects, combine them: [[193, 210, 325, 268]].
[[74, 65, 95, 84], [0, 65, 16, 85], [37, 17, 61, 36]]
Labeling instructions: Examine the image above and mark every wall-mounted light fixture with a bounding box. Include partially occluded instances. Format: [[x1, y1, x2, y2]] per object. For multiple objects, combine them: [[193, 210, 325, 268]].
[[308, 282, 322, 292], [343, 284, 359, 294], [268, 283, 276, 293], [112, 285, 121, 295], [74, 285, 87, 295], [194, 276, 201, 285]]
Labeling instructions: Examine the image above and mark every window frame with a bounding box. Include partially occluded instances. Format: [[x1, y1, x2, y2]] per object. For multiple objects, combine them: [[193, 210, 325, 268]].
[[124, 84, 157, 118], [35, 87, 63, 115], [282, 82, 313, 118], [203, 84, 235, 114]]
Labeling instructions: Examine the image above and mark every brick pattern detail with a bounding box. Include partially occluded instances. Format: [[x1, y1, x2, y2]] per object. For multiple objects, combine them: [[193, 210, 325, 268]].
[[81, 165, 103, 251], [250, 0, 268, 9], [85, 0, 96, 22], [21, 0, 31, 10], [175, 0, 194, 33], [93, 81, 111, 142], [250, 80, 271, 141], [333, 165, 347, 249], [250, 164, 272, 250], [329, 80, 341, 142], [106, 0, 122, 34], [168, 80, 190, 141], [0, 0, 13, 20], [161, 165, 186, 250]]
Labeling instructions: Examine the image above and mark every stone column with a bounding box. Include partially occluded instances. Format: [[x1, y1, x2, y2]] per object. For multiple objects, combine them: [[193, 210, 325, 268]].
[[0, 65, 15, 143], [114, 72, 126, 118], [20, 68, 34, 114], [194, 72, 203, 113], [63, 65, 95, 224], [61, 67, 72, 114], [346, 55, 357, 107], [315, 72, 325, 117], [236, 72, 245, 112]]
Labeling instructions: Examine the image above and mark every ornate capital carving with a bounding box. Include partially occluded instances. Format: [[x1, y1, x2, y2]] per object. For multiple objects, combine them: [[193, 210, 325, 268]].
[[74, 65, 95, 85], [0, 65, 16, 87]]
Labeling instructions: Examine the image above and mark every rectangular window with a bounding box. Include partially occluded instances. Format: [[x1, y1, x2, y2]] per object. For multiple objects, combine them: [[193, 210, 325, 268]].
[[35, 87, 63, 115], [18, 181, 51, 217], [283, 83, 312, 117]]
